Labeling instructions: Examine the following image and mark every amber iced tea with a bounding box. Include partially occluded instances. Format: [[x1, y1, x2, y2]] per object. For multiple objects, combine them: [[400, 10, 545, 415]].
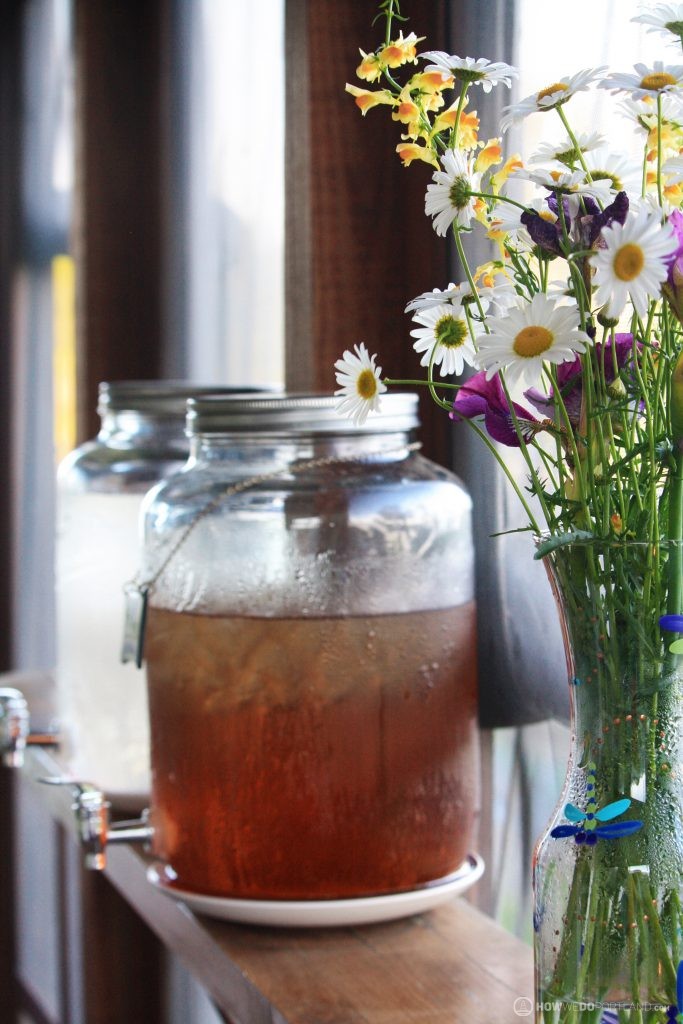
[[145, 604, 478, 899]]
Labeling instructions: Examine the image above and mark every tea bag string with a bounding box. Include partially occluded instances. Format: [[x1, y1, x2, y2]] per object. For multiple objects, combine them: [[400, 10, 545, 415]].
[[130, 440, 423, 596]]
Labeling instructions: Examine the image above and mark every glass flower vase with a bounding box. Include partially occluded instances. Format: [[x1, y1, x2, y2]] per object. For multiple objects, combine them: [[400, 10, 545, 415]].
[[533, 540, 683, 1024]]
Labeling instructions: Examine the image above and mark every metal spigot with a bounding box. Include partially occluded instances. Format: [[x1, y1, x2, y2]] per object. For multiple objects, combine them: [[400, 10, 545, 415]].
[[0, 688, 30, 767], [41, 777, 154, 870]]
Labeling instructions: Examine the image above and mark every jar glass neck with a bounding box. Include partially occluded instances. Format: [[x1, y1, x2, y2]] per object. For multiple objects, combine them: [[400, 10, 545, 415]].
[[187, 430, 416, 466], [98, 410, 187, 449]]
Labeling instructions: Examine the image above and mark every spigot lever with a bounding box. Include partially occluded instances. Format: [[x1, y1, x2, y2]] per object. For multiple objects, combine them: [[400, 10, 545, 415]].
[[40, 777, 153, 870], [0, 688, 30, 768]]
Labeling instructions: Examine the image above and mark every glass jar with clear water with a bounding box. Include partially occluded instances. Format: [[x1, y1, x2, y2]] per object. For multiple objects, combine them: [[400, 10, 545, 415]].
[[56, 381, 264, 802], [141, 392, 480, 900]]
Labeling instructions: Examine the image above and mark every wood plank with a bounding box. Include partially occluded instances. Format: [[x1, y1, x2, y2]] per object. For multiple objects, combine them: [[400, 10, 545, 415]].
[[0, 766, 18, 1024], [79, 857, 164, 1024], [202, 901, 533, 1024]]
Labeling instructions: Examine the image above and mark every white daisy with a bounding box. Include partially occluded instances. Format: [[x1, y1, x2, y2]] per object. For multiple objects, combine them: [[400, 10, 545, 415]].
[[405, 280, 490, 313], [516, 166, 613, 201], [579, 148, 643, 198], [529, 132, 606, 167], [619, 93, 683, 131], [476, 293, 590, 388], [334, 343, 387, 425], [600, 62, 683, 100], [479, 279, 519, 317], [420, 51, 518, 92], [664, 155, 683, 182], [424, 149, 482, 236], [591, 207, 678, 319], [632, 4, 683, 46], [501, 68, 607, 132], [410, 299, 480, 377], [488, 194, 556, 243], [627, 192, 667, 220]]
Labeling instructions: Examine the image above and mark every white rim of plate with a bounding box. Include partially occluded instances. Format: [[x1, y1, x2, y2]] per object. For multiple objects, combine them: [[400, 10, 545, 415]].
[[146, 852, 485, 928]]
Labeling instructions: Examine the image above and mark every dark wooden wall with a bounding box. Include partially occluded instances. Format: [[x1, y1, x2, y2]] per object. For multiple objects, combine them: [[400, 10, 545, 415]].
[[285, 0, 450, 465], [73, 0, 168, 441]]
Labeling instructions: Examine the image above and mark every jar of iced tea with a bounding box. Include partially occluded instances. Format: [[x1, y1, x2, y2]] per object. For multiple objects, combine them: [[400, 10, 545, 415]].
[[56, 381, 265, 802], [141, 393, 479, 900]]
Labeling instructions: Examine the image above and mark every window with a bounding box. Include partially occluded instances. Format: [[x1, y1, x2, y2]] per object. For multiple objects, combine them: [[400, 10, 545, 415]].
[[171, 0, 285, 385]]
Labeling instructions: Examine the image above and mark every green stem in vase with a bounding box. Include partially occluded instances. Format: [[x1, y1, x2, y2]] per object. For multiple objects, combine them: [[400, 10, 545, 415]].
[[627, 873, 644, 1023], [643, 874, 677, 995]]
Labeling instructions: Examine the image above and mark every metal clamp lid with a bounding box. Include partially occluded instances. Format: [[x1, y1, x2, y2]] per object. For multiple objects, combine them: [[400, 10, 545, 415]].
[[98, 381, 275, 419], [186, 391, 420, 436]]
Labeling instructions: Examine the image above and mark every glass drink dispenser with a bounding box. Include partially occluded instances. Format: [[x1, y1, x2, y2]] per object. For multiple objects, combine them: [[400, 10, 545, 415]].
[[141, 393, 480, 903]]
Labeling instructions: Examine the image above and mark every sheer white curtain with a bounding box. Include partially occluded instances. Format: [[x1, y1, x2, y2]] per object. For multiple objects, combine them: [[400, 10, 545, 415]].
[[169, 0, 285, 387]]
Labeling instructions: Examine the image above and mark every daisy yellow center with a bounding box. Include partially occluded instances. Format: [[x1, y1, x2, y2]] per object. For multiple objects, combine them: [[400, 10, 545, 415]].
[[449, 175, 471, 210], [639, 71, 677, 91], [356, 369, 378, 399], [613, 243, 644, 282], [556, 145, 581, 165], [435, 315, 468, 348], [590, 169, 623, 191], [513, 325, 554, 358], [537, 83, 569, 103], [454, 68, 487, 84]]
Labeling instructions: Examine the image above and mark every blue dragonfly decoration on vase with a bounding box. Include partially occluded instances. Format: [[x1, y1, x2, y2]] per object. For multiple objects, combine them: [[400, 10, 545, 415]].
[[665, 960, 683, 1023], [550, 762, 644, 845]]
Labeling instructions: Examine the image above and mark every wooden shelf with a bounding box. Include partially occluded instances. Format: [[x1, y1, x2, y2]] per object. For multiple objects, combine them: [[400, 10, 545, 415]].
[[7, 674, 534, 1023]]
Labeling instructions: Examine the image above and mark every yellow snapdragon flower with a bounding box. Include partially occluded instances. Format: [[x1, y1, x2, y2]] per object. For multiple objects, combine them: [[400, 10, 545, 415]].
[[392, 88, 421, 132], [379, 31, 423, 69], [489, 154, 523, 192], [356, 50, 383, 83], [409, 70, 454, 93], [433, 105, 480, 148], [396, 142, 439, 168], [473, 261, 512, 290], [475, 138, 503, 173], [345, 84, 395, 114]]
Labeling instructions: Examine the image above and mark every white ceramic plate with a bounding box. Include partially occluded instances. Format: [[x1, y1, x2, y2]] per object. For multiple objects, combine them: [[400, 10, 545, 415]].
[[147, 853, 485, 928]]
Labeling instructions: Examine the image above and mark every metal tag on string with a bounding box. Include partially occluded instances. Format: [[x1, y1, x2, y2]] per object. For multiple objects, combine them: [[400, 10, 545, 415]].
[[121, 583, 149, 669]]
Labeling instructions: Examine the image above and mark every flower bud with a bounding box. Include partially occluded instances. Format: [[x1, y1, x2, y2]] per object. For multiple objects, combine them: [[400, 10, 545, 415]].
[[608, 376, 627, 399], [597, 311, 620, 329]]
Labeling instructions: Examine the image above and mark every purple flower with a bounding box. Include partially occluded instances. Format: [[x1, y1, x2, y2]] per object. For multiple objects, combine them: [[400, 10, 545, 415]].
[[521, 209, 563, 255], [451, 370, 541, 447], [520, 192, 629, 256], [524, 334, 635, 427], [579, 191, 629, 249], [525, 356, 583, 425], [664, 209, 683, 324]]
